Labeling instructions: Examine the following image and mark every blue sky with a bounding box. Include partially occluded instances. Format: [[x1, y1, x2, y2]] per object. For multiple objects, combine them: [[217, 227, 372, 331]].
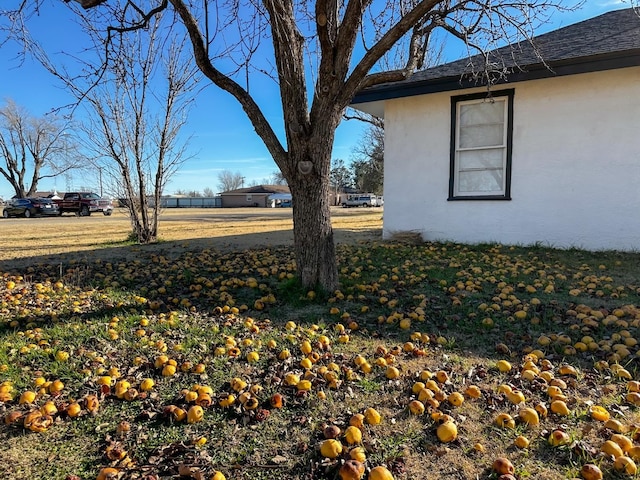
[[0, 1, 628, 199]]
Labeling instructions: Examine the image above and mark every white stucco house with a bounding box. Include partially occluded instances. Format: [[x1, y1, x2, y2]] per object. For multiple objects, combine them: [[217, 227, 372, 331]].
[[351, 8, 640, 251]]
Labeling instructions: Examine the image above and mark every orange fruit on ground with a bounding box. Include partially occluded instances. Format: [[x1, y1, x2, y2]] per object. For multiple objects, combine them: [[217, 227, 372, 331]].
[[448, 392, 464, 407], [187, 405, 204, 423], [338, 460, 365, 480], [96, 467, 119, 480], [67, 402, 82, 417], [19, 391, 36, 404], [604, 418, 627, 433], [579, 464, 603, 480], [408, 400, 425, 415], [350, 413, 365, 429], [465, 385, 482, 399], [369, 465, 394, 480], [492, 457, 515, 475]]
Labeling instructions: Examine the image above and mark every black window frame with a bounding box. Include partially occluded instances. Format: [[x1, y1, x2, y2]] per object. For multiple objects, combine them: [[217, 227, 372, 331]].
[[448, 88, 514, 201]]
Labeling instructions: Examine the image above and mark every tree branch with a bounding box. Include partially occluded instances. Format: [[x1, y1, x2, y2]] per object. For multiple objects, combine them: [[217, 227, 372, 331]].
[[339, 0, 442, 107], [169, 0, 287, 167]]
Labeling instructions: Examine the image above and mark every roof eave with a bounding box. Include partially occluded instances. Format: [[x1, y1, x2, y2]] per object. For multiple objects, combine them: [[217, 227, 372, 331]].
[[351, 49, 640, 105]]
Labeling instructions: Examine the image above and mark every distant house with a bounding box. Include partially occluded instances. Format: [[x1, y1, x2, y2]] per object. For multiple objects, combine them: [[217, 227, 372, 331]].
[[219, 185, 291, 208], [350, 8, 640, 251], [31, 190, 62, 199]]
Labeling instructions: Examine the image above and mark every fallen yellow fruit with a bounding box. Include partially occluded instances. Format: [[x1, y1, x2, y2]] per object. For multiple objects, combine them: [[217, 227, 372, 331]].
[[66, 402, 82, 418], [589, 405, 610, 422], [601, 439, 624, 458], [436, 421, 458, 443], [548, 429, 571, 446], [19, 391, 36, 405], [350, 446, 367, 462], [320, 439, 343, 459], [495, 413, 515, 429], [518, 407, 540, 426], [408, 400, 425, 415], [364, 407, 381, 425], [465, 385, 482, 399], [550, 399, 570, 416], [369, 465, 394, 480], [496, 360, 512, 372], [614, 456, 638, 475], [611, 433, 633, 453], [140, 378, 155, 391], [187, 405, 204, 423], [344, 425, 363, 445], [448, 392, 464, 407]]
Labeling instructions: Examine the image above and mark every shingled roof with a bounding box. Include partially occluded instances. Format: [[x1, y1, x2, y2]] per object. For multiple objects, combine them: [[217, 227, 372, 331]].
[[352, 8, 640, 104]]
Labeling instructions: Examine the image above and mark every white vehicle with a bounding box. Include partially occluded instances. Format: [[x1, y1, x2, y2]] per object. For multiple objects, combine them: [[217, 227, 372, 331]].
[[341, 194, 380, 207]]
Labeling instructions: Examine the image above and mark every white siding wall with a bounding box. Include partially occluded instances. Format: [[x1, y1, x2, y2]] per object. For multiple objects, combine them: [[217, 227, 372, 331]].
[[383, 67, 640, 251]]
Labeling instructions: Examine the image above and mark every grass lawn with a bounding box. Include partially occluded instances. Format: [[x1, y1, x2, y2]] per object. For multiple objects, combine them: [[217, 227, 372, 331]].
[[1, 210, 639, 480]]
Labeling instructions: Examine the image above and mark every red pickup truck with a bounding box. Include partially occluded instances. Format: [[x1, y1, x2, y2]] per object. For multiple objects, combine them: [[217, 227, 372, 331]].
[[53, 192, 114, 216]]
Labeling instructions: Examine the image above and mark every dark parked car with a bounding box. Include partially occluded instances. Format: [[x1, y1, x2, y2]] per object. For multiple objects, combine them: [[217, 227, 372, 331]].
[[2, 198, 60, 218]]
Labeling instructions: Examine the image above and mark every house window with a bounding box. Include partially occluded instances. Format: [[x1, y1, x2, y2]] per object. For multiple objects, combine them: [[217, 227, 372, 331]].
[[449, 89, 514, 200]]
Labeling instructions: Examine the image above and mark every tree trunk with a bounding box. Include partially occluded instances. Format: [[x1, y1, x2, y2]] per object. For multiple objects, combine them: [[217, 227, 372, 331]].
[[289, 167, 338, 292]]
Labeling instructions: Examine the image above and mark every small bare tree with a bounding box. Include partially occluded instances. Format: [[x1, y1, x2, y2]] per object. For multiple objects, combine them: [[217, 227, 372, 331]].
[[217, 170, 245, 192], [0, 100, 81, 198], [80, 15, 198, 243]]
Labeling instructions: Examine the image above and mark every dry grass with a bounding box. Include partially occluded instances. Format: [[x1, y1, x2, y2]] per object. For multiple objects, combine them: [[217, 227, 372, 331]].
[[0, 206, 383, 268]]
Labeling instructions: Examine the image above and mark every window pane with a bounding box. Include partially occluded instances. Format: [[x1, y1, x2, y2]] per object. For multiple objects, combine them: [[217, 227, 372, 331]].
[[459, 100, 504, 126], [458, 169, 504, 193], [459, 124, 504, 148], [458, 148, 505, 170]]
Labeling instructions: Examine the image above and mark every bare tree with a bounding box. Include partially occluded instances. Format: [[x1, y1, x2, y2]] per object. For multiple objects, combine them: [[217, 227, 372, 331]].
[[217, 170, 245, 192], [80, 15, 198, 244], [3, 0, 578, 289], [202, 186, 215, 197], [351, 124, 384, 195], [268, 171, 287, 186], [0, 100, 81, 198]]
